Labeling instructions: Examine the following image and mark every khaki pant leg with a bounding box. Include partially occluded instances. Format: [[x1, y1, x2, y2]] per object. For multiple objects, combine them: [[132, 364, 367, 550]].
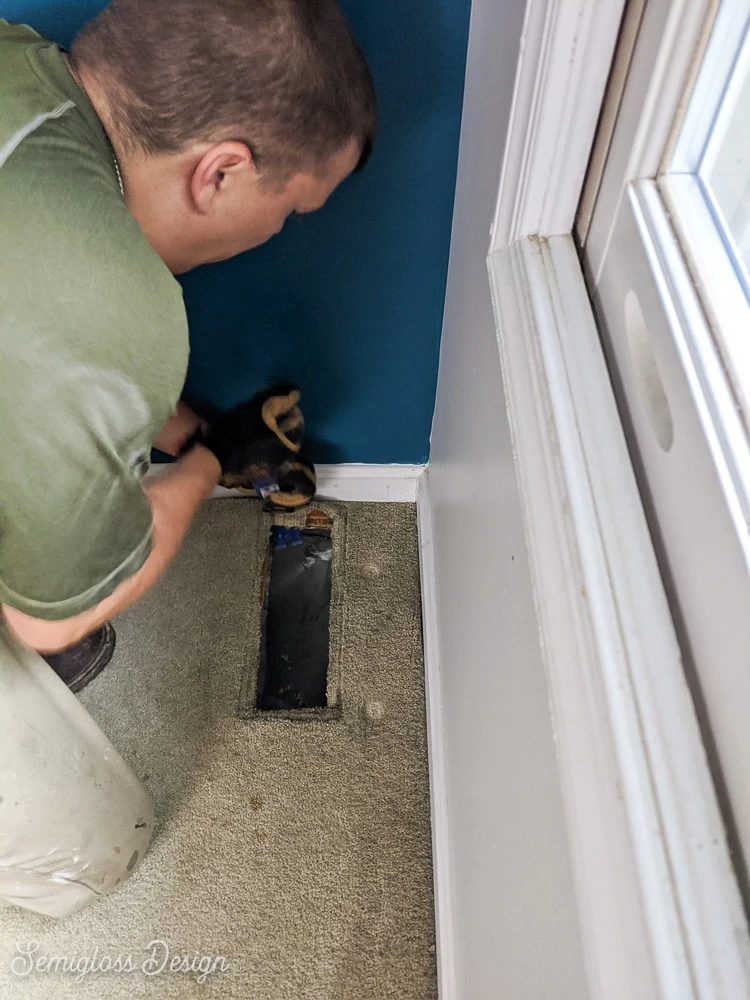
[[0, 623, 153, 918]]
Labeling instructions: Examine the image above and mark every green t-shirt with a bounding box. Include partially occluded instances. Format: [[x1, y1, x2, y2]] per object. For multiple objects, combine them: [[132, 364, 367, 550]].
[[0, 21, 189, 620]]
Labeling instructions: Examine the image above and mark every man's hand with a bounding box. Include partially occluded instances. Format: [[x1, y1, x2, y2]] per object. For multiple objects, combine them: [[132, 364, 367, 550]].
[[153, 400, 208, 457], [193, 384, 316, 510]]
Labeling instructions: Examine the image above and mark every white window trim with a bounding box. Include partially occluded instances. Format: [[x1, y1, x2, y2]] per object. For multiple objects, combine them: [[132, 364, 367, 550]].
[[584, 0, 719, 282], [488, 1, 750, 997], [662, 173, 750, 423], [636, 178, 750, 560], [490, 0, 626, 248]]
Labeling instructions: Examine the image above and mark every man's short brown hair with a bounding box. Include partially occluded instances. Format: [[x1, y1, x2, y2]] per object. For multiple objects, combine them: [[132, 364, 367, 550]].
[[70, 0, 377, 182]]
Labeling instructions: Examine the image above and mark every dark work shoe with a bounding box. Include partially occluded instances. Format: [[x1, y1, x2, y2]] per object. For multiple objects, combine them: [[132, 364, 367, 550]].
[[41, 623, 116, 693]]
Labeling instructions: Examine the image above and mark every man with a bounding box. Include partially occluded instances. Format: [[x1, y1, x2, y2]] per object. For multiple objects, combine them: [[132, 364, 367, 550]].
[[0, 0, 375, 917]]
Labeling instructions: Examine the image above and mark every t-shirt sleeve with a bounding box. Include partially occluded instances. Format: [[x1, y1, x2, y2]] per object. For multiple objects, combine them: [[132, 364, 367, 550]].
[[0, 367, 155, 621]]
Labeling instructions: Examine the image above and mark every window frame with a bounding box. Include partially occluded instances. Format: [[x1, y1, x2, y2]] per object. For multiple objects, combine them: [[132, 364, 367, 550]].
[[489, 0, 750, 996]]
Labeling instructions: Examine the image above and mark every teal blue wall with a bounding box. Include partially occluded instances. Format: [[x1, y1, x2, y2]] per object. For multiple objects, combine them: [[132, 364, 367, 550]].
[[8, 1, 471, 463]]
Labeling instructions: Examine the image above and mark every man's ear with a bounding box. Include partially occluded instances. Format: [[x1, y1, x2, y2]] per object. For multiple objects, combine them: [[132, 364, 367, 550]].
[[190, 141, 255, 215]]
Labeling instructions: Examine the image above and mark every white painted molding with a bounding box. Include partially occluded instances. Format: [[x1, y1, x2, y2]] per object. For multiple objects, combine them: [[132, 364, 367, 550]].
[[488, 235, 750, 999], [416, 471, 457, 1000], [147, 463, 425, 503], [304, 464, 423, 503], [585, 0, 717, 282], [490, 0, 626, 251]]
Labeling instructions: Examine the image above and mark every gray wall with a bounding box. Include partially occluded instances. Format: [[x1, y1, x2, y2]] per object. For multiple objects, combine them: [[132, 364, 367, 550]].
[[428, 0, 590, 995]]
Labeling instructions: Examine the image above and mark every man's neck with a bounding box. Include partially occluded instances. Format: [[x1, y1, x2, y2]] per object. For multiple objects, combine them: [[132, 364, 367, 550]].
[[61, 53, 129, 185], [59, 52, 201, 274]]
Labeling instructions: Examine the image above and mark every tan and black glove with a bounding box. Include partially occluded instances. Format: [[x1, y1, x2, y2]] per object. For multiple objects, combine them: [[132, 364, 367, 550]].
[[184, 384, 316, 511]]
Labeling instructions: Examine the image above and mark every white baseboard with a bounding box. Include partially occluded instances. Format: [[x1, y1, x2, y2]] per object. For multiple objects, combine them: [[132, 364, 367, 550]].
[[416, 470, 457, 1000], [147, 463, 425, 503]]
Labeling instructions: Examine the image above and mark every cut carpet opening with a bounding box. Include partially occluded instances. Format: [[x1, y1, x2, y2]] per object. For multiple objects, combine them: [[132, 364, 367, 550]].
[[239, 502, 347, 723], [257, 525, 333, 712]]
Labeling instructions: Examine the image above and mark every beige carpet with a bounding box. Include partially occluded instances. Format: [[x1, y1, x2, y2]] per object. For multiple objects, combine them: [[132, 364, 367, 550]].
[[0, 499, 436, 999]]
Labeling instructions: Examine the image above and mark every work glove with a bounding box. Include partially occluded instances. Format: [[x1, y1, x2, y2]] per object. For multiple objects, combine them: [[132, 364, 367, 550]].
[[184, 384, 316, 511]]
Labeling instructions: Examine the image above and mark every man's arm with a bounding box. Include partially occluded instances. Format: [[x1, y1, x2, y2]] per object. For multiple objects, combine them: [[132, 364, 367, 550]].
[[2, 444, 220, 653]]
